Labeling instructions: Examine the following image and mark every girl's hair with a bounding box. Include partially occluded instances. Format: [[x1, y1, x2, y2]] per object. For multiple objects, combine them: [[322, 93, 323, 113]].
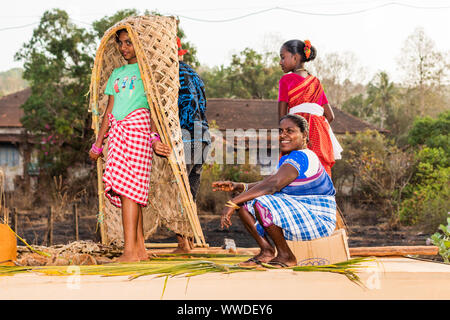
[[115, 28, 128, 43], [282, 39, 317, 62], [280, 114, 310, 142]]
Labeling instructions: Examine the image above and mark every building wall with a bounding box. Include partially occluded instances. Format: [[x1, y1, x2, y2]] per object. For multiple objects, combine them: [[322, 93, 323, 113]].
[[0, 142, 23, 191], [207, 129, 279, 175]]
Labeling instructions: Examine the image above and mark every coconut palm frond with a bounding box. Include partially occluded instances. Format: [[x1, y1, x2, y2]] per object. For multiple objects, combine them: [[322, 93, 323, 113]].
[[290, 257, 377, 288], [0, 265, 32, 276], [161, 276, 169, 299], [0, 255, 375, 289], [129, 261, 259, 280]]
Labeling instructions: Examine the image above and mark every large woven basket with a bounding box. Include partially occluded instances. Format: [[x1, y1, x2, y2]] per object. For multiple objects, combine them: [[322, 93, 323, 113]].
[[88, 15, 206, 246]]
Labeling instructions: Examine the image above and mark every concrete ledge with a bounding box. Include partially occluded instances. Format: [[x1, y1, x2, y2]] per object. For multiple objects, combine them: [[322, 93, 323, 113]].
[[1, 257, 449, 300]]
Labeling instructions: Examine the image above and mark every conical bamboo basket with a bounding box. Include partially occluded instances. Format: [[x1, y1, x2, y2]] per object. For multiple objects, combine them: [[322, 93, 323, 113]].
[[88, 15, 206, 247]]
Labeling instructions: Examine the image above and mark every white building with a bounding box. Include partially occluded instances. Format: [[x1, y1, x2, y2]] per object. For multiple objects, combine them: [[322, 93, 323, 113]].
[[0, 88, 36, 191]]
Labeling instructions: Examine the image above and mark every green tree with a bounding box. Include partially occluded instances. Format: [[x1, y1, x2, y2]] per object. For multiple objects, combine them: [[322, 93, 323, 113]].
[[400, 147, 450, 231], [199, 65, 233, 98], [342, 72, 414, 144], [341, 93, 371, 120], [400, 110, 450, 231], [201, 48, 282, 99], [408, 110, 450, 154], [365, 72, 399, 130], [228, 48, 282, 99], [15, 9, 96, 175], [333, 130, 414, 227]]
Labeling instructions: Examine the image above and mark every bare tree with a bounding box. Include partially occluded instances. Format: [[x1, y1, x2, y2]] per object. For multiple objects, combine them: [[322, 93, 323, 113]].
[[397, 27, 449, 115]]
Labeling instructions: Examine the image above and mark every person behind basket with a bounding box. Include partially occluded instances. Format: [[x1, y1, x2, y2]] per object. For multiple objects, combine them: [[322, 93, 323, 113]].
[[212, 114, 336, 267], [89, 28, 171, 262], [278, 39, 342, 177], [172, 37, 211, 252]]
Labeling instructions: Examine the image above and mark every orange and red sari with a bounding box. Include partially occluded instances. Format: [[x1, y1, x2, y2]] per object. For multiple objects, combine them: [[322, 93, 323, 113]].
[[278, 73, 334, 176]]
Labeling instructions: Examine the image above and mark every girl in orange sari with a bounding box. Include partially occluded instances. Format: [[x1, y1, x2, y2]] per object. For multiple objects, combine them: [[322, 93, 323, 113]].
[[278, 39, 342, 177]]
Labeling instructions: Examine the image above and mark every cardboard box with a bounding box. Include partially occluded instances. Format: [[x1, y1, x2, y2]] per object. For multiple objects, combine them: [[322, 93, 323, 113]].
[[287, 229, 350, 266]]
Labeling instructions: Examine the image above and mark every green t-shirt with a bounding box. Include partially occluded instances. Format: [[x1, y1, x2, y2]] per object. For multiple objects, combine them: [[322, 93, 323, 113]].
[[104, 63, 149, 121]]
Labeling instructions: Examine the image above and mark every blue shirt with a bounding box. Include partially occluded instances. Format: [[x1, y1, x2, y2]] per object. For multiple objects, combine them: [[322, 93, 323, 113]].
[[178, 61, 210, 144], [278, 149, 336, 196]]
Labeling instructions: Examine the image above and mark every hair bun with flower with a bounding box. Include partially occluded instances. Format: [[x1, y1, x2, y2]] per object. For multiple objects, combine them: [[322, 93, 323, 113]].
[[303, 40, 312, 59]]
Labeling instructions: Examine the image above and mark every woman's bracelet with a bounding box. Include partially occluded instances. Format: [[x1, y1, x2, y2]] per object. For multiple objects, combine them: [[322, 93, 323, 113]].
[[149, 132, 161, 145], [242, 183, 248, 192], [91, 143, 103, 155], [225, 200, 240, 210]]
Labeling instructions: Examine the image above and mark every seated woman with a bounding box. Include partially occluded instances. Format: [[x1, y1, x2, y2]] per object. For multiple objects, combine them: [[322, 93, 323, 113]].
[[212, 114, 336, 267]]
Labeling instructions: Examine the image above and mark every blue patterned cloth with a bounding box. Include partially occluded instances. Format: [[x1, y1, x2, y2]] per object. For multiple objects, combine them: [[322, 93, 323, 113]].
[[178, 61, 210, 144], [278, 149, 335, 196], [245, 149, 336, 241]]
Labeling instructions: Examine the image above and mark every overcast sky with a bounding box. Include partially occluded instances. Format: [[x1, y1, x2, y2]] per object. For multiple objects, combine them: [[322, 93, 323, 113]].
[[1, 0, 450, 83]]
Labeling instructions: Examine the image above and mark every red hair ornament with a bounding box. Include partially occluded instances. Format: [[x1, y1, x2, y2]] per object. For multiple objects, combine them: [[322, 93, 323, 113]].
[[304, 40, 311, 59]]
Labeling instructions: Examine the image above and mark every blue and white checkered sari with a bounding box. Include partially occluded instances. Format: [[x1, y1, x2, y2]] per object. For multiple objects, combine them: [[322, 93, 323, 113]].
[[245, 149, 336, 241], [246, 194, 336, 241]]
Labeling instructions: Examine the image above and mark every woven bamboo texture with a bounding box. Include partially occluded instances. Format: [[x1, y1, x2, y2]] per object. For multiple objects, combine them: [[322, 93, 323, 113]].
[[88, 15, 205, 246]]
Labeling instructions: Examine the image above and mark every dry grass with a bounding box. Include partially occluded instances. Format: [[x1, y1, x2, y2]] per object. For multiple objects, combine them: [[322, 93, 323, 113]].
[[51, 175, 88, 220]]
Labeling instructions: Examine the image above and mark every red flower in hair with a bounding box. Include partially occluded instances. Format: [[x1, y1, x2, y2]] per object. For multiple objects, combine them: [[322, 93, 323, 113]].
[[177, 37, 188, 56], [304, 40, 312, 59]]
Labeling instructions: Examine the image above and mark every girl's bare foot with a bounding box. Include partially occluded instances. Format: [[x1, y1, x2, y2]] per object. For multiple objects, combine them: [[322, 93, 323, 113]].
[[138, 249, 150, 261], [137, 240, 149, 261], [116, 252, 140, 263]]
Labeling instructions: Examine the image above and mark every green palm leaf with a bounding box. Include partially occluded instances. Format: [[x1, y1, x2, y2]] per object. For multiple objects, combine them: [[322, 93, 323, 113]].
[[0, 255, 375, 289]]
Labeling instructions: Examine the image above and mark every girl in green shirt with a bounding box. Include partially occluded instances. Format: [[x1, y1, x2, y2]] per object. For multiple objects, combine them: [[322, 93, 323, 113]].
[[89, 29, 170, 262]]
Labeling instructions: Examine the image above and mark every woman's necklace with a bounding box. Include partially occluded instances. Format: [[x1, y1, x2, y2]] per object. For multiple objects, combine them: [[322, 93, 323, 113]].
[[295, 68, 309, 73]]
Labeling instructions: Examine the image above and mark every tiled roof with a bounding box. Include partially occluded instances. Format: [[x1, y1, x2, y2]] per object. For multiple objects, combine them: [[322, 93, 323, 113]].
[[0, 88, 30, 128], [0, 90, 386, 135], [206, 98, 386, 134]]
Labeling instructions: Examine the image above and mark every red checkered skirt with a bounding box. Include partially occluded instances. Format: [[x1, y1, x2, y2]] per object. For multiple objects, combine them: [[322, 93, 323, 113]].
[[103, 108, 153, 208]]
